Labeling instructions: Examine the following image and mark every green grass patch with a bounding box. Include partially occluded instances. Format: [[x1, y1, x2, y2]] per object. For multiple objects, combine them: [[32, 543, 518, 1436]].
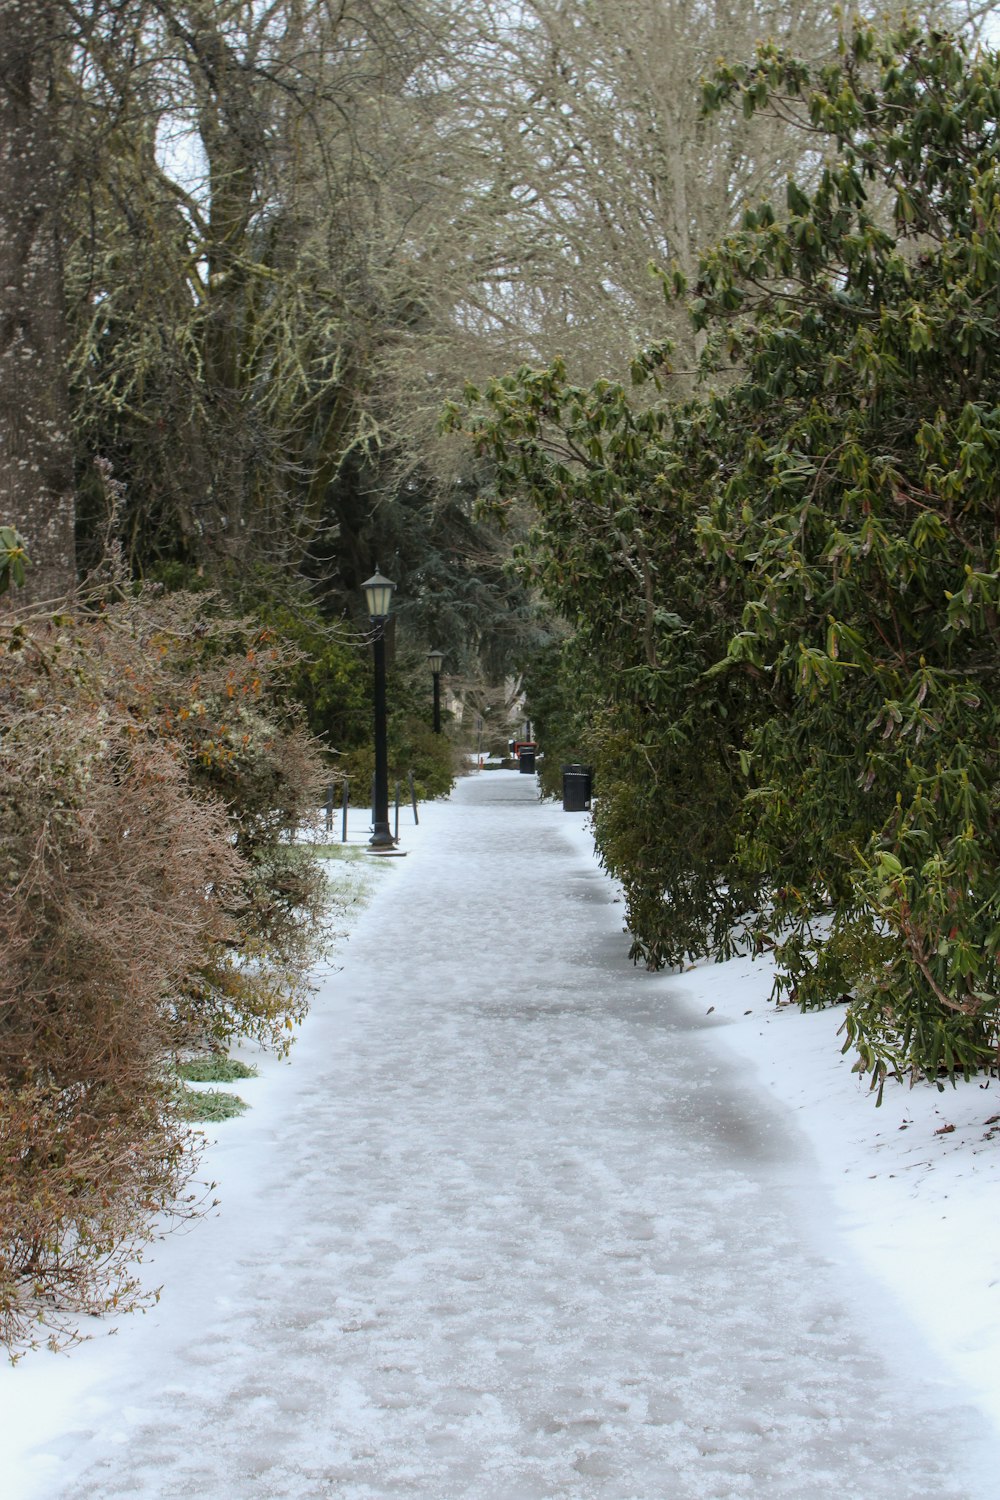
[[288, 841, 370, 861], [176, 1087, 249, 1123], [312, 844, 367, 860], [175, 1056, 258, 1083]]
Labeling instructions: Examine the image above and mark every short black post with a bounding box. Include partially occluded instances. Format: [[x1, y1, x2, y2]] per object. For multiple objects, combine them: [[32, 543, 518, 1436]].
[[341, 777, 350, 843], [409, 768, 419, 825]]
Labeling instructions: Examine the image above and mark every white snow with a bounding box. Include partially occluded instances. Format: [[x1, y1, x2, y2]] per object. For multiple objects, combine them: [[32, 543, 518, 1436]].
[[2, 770, 999, 1499]]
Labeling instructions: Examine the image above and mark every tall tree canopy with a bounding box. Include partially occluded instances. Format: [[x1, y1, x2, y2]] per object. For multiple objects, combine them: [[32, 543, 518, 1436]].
[[4, 0, 915, 651], [0, 0, 76, 600]]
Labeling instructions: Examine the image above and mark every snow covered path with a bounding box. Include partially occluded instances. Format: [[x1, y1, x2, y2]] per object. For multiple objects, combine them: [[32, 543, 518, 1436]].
[[5, 771, 999, 1499]]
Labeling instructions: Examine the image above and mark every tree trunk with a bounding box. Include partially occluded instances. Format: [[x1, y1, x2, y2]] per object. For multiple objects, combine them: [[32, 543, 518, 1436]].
[[0, 0, 76, 602]]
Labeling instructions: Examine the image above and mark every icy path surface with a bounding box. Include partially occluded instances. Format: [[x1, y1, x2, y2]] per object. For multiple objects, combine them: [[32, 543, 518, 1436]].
[[13, 772, 1000, 1499]]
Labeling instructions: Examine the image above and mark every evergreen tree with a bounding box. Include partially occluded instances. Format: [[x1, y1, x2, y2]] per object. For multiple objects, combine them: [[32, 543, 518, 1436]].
[[459, 21, 1000, 1093]]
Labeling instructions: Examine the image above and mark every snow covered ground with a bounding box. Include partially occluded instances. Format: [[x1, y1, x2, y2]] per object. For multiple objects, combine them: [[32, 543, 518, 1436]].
[[2, 770, 999, 1499]]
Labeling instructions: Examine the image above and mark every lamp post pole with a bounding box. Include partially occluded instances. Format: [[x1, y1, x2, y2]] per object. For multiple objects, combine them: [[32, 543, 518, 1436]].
[[427, 649, 443, 734], [363, 569, 396, 851]]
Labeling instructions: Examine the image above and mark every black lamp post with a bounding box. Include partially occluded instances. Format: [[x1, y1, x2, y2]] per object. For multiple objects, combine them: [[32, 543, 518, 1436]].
[[427, 649, 443, 734], [363, 568, 396, 850]]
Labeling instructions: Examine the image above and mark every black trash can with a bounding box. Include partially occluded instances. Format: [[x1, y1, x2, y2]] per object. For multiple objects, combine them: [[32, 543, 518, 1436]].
[[562, 763, 592, 812], [518, 744, 537, 774]]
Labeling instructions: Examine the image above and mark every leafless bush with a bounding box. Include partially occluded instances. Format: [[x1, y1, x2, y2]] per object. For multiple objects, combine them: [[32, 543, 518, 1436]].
[[0, 593, 331, 1353]]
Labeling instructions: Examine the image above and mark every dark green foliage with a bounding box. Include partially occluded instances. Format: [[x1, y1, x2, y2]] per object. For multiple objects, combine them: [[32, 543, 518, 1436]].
[[452, 362, 761, 968], [457, 23, 1000, 1089], [323, 458, 541, 687], [0, 527, 29, 595], [693, 22, 1000, 1090], [520, 639, 594, 799]]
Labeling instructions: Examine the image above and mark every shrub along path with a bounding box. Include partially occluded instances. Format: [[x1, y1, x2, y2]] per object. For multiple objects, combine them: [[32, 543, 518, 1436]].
[[5, 772, 999, 1499]]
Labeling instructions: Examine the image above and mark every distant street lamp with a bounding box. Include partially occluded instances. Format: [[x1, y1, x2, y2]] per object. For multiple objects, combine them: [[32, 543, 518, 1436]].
[[427, 649, 444, 734], [362, 568, 396, 850]]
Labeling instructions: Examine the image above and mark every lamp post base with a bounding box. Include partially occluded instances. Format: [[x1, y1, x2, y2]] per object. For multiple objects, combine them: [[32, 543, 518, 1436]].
[[368, 822, 396, 851]]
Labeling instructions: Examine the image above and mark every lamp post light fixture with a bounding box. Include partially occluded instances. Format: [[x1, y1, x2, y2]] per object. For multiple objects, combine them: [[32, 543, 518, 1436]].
[[427, 649, 444, 734], [362, 568, 396, 850]]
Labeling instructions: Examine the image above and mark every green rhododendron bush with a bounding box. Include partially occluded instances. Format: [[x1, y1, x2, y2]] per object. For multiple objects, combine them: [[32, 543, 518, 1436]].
[[456, 22, 1000, 1097], [0, 592, 329, 1354]]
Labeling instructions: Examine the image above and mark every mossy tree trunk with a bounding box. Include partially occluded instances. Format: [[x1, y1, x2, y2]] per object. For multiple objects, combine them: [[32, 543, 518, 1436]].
[[0, 0, 76, 601]]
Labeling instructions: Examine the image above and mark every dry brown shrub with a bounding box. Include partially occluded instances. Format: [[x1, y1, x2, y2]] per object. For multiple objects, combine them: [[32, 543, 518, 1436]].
[[101, 592, 333, 1052], [0, 593, 331, 1354], [0, 1081, 190, 1353]]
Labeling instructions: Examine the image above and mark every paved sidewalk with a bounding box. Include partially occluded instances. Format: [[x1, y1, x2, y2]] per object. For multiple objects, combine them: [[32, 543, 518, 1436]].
[[5, 772, 998, 1499]]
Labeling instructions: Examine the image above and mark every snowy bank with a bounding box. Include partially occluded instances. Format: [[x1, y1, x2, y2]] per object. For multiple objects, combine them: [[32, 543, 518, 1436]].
[[559, 812, 1000, 1435]]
